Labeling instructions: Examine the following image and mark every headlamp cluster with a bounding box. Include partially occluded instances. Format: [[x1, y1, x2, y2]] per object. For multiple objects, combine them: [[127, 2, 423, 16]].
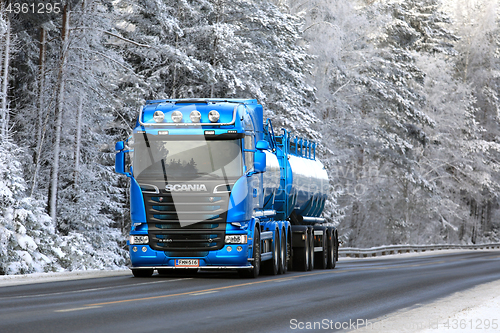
[[152, 110, 220, 123]]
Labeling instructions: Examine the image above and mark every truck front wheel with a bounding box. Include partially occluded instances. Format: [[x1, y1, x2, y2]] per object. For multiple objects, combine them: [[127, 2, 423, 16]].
[[239, 228, 261, 278]]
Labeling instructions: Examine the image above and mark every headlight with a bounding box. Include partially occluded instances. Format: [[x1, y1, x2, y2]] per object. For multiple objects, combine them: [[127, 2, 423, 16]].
[[208, 110, 220, 122], [190, 110, 201, 123], [153, 110, 164, 123], [171, 111, 183, 123], [225, 235, 247, 244], [130, 235, 149, 244]]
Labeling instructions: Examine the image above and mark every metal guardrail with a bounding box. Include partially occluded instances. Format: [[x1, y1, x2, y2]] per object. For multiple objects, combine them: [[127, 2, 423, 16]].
[[339, 243, 500, 258]]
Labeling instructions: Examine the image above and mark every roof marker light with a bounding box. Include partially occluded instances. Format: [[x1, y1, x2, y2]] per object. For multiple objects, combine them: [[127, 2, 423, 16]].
[[153, 111, 164, 123], [171, 111, 183, 123], [208, 110, 220, 123], [190, 110, 201, 123]]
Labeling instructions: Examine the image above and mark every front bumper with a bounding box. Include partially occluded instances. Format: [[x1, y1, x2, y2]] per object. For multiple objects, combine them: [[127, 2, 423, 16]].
[[130, 265, 253, 270], [129, 243, 251, 268]]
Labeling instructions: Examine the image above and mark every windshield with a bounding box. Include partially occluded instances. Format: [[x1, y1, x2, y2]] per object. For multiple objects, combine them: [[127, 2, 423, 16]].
[[132, 134, 243, 181]]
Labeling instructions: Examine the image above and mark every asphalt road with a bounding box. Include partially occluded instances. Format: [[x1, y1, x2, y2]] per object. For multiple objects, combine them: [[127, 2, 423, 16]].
[[1, 250, 500, 333]]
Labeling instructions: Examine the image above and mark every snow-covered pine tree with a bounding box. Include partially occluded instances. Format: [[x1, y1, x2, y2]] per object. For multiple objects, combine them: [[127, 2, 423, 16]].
[[286, 0, 463, 246], [0, 9, 59, 274], [116, 0, 319, 137], [446, 0, 500, 243], [7, 0, 130, 271]]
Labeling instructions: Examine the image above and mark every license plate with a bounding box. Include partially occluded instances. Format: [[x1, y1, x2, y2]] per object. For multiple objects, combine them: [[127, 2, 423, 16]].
[[175, 259, 199, 267]]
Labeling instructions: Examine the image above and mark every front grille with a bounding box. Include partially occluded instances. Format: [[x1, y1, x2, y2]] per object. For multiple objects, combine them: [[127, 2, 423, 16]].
[[144, 190, 229, 251]]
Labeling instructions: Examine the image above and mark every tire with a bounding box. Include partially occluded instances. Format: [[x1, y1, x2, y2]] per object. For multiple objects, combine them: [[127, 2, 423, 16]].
[[262, 228, 279, 275], [239, 227, 261, 278], [314, 228, 328, 269], [292, 229, 309, 271], [335, 231, 339, 262], [286, 228, 292, 272], [327, 228, 335, 269], [332, 230, 339, 268], [307, 227, 314, 271], [278, 229, 288, 274], [132, 269, 153, 278]]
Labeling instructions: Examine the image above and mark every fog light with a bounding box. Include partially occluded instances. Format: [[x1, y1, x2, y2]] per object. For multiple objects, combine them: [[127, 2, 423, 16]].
[[208, 110, 220, 122], [237, 246, 243, 252], [190, 110, 201, 123], [227, 246, 232, 252], [171, 111, 183, 123], [153, 110, 164, 123], [132, 246, 138, 252], [142, 246, 147, 252]]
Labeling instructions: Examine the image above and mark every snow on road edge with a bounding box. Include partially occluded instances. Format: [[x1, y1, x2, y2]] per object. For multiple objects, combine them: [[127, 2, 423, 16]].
[[350, 278, 500, 333], [0, 268, 131, 287]]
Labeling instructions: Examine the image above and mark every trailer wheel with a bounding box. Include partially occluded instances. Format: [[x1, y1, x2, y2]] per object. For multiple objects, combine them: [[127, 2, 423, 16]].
[[239, 228, 261, 278], [335, 231, 339, 262], [314, 228, 328, 269], [308, 227, 314, 271], [286, 227, 292, 272], [262, 228, 279, 275], [278, 229, 287, 274], [331, 239, 337, 269], [132, 269, 153, 278], [328, 228, 339, 269], [327, 228, 335, 269], [292, 229, 309, 271]]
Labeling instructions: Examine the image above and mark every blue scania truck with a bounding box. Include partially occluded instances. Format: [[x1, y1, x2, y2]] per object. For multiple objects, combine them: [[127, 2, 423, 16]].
[[115, 99, 338, 277]]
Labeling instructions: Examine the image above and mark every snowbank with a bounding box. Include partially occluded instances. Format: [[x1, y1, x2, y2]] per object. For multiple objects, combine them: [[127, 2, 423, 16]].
[[347, 253, 500, 333], [0, 269, 130, 287]]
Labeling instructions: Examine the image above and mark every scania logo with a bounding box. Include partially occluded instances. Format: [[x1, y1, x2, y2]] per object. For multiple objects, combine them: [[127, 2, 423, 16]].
[[165, 184, 207, 192]]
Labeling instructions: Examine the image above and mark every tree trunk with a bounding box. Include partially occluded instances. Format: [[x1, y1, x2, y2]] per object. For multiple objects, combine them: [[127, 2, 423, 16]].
[[73, 0, 88, 189], [74, 94, 83, 187], [49, 4, 70, 227], [1, 17, 10, 142], [210, 0, 224, 98], [31, 27, 47, 196], [36, 27, 46, 156]]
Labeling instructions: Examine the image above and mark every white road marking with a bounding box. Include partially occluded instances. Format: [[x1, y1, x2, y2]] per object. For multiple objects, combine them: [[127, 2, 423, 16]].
[[190, 291, 218, 296], [274, 278, 295, 282], [55, 306, 102, 313]]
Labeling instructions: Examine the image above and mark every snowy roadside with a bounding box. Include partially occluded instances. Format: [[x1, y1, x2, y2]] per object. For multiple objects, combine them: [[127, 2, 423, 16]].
[[347, 279, 500, 333], [0, 268, 131, 287], [346, 251, 500, 333]]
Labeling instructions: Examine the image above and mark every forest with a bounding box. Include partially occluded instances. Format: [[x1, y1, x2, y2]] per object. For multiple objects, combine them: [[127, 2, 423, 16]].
[[0, 0, 499, 274]]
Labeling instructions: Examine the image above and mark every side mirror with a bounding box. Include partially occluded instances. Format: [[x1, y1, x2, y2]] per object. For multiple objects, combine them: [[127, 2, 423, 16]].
[[115, 151, 127, 175], [254, 151, 266, 173], [115, 141, 125, 151], [115, 141, 131, 176], [256, 140, 270, 151]]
